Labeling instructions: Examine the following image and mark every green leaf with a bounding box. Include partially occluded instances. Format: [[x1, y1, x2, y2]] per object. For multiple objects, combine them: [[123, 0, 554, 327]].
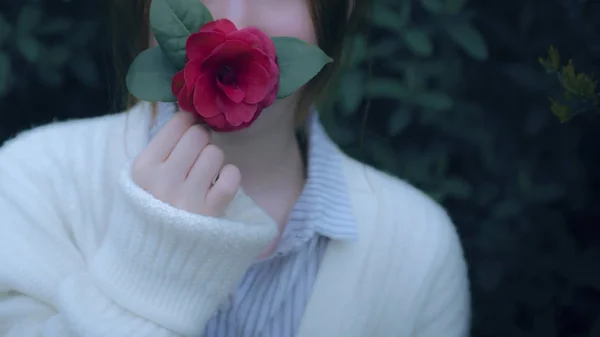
[[370, 39, 399, 58], [413, 91, 454, 110], [38, 18, 73, 35], [0, 52, 11, 97], [444, 0, 469, 13], [340, 71, 364, 114], [388, 107, 412, 136], [441, 177, 473, 199], [66, 21, 99, 47], [273, 37, 333, 99], [419, 0, 444, 13], [402, 29, 433, 57], [46, 46, 70, 67], [126, 47, 179, 102], [70, 53, 100, 87], [549, 98, 573, 123], [365, 78, 409, 99], [492, 199, 523, 218], [371, 2, 410, 31], [346, 34, 367, 66], [0, 14, 11, 46], [37, 66, 64, 87], [150, 0, 213, 69], [17, 37, 41, 62], [17, 4, 43, 35], [445, 22, 489, 61]]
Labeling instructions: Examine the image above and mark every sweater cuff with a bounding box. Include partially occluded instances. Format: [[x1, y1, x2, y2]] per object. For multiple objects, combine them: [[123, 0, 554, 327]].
[[89, 163, 277, 336]]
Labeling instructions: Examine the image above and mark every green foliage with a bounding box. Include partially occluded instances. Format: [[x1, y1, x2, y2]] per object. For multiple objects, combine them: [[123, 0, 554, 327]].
[[273, 37, 333, 98], [320, 0, 489, 175], [539, 46, 600, 122], [0, 1, 101, 98], [126, 47, 178, 102], [149, 0, 214, 69], [319, 0, 600, 336]]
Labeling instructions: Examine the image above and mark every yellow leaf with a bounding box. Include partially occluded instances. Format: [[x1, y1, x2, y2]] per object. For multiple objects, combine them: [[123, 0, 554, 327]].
[[550, 98, 572, 123], [562, 60, 576, 80], [538, 45, 561, 72], [559, 59, 598, 101], [548, 45, 560, 71]]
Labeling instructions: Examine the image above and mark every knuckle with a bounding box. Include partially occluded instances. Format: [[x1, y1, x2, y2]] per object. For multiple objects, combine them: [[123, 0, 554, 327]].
[[202, 144, 224, 163], [131, 156, 148, 176], [173, 110, 197, 127], [214, 165, 241, 195], [131, 159, 153, 188], [187, 124, 210, 143]]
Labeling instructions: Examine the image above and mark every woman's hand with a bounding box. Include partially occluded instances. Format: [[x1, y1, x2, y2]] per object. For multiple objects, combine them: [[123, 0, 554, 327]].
[[131, 111, 241, 217]]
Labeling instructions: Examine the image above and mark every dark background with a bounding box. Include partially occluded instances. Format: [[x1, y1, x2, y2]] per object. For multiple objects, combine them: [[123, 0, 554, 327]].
[[1, 0, 599, 336]]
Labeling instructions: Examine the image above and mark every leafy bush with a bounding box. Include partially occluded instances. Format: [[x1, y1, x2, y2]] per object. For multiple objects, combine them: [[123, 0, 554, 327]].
[[1, 0, 599, 336], [539, 46, 599, 123], [0, 0, 107, 140], [322, 0, 600, 336]]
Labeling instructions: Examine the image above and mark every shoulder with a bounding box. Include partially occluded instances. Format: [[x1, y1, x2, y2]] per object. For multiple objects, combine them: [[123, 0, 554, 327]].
[[341, 153, 455, 238], [2, 112, 121, 158], [341, 154, 470, 332], [0, 104, 149, 173], [0, 105, 151, 218], [341, 152, 467, 279]]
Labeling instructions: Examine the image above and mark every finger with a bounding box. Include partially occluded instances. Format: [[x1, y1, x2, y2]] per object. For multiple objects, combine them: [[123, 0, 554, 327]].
[[142, 111, 199, 163], [205, 164, 241, 215], [165, 124, 211, 178], [187, 144, 225, 190]]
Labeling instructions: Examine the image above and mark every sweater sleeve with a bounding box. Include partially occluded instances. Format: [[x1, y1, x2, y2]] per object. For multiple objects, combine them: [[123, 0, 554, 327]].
[[412, 210, 471, 337], [0, 127, 277, 337]]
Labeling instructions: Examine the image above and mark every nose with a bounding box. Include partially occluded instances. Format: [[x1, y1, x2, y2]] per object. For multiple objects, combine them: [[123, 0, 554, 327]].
[[204, 0, 248, 29]]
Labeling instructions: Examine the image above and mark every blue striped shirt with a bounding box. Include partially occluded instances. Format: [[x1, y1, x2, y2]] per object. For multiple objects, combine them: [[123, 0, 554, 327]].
[[151, 103, 357, 337]]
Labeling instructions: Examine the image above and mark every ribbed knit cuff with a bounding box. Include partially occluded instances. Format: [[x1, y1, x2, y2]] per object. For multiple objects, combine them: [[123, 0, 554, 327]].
[[89, 163, 277, 336]]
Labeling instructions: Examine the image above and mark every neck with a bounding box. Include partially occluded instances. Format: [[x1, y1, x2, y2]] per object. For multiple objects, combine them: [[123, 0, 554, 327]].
[[209, 100, 307, 207]]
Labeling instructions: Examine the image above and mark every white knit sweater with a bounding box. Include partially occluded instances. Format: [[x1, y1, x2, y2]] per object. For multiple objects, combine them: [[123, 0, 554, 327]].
[[0, 103, 470, 337]]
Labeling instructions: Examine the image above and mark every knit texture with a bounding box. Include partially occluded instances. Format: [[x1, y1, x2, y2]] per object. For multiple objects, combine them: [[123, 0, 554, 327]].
[[0, 103, 471, 337], [149, 103, 360, 337]]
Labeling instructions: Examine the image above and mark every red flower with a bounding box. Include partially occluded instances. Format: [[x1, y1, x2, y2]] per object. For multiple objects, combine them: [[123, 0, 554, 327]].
[[171, 19, 280, 132]]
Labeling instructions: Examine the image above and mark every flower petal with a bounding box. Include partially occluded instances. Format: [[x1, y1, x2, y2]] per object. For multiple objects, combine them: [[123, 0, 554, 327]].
[[172, 71, 195, 112], [216, 92, 258, 125], [200, 19, 238, 34], [203, 114, 230, 131], [184, 58, 205, 88], [203, 40, 251, 69], [236, 61, 270, 104], [244, 48, 270, 68], [171, 70, 185, 96], [177, 86, 195, 113], [186, 32, 224, 61], [204, 107, 263, 132], [217, 79, 245, 103], [192, 71, 221, 118], [231, 27, 276, 58], [244, 49, 280, 88]]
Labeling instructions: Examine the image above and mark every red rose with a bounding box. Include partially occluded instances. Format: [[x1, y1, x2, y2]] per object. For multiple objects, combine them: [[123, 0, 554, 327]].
[[171, 19, 280, 132]]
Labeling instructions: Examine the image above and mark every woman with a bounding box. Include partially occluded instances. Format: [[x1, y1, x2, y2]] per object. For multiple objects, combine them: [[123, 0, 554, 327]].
[[0, 0, 470, 336]]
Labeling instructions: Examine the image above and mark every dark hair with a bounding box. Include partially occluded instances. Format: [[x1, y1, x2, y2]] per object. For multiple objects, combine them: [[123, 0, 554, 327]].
[[108, 0, 369, 123]]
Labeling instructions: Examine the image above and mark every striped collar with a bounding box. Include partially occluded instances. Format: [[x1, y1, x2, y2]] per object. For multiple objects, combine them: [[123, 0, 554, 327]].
[[294, 112, 357, 241], [150, 103, 357, 250]]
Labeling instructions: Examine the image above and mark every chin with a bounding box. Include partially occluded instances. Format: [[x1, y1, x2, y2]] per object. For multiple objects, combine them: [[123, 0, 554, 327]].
[[214, 94, 300, 137]]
